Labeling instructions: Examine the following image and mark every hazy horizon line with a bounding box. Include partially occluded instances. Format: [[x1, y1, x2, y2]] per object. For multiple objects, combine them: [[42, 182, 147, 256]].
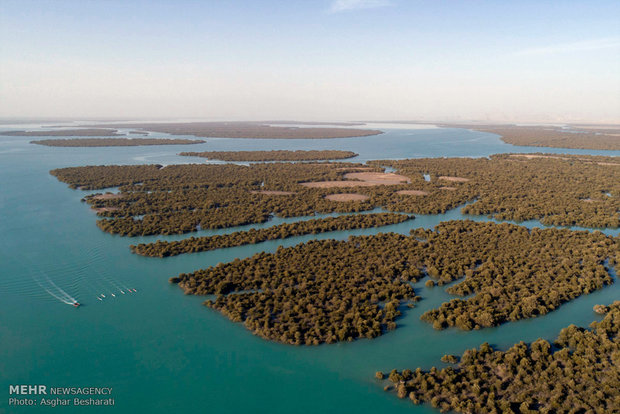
[[1, 116, 619, 127]]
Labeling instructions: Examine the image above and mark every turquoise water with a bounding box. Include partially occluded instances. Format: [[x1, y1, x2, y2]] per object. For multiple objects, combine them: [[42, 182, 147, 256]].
[[1, 127, 618, 413]]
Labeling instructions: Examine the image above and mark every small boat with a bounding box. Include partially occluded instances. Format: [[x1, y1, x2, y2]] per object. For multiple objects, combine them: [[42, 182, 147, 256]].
[[73, 302, 80, 308]]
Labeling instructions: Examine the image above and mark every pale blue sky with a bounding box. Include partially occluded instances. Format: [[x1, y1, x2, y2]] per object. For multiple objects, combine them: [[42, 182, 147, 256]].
[[1, 0, 619, 122]]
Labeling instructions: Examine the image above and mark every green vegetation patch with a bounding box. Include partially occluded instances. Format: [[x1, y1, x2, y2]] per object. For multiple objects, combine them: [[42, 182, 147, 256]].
[[370, 153, 620, 228], [32, 138, 205, 147], [170, 221, 617, 344], [50, 154, 619, 238], [130, 213, 413, 257], [172, 234, 422, 345], [380, 301, 620, 413], [413, 221, 617, 330], [51, 163, 384, 236], [179, 150, 358, 161]]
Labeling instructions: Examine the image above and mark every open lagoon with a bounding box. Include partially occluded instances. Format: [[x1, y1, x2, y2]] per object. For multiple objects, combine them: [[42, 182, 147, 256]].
[[1, 125, 618, 413]]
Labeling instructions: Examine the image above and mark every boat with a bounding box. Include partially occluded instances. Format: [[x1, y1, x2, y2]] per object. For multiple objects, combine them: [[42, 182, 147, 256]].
[[73, 302, 80, 308]]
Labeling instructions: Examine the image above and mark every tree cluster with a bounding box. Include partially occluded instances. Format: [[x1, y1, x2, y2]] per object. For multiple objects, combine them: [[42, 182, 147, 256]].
[[380, 301, 620, 413], [172, 236, 423, 345], [170, 221, 617, 344], [369, 153, 620, 228], [130, 213, 412, 257], [415, 221, 617, 330], [52, 163, 382, 235], [50, 153, 619, 237]]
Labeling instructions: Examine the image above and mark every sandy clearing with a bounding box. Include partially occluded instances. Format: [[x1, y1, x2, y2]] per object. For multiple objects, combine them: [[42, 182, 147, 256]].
[[335, 167, 374, 171], [510, 154, 568, 160], [250, 190, 296, 195], [439, 186, 457, 191], [92, 193, 123, 200], [93, 207, 120, 213], [324, 193, 370, 202], [343, 172, 411, 185], [397, 190, 429, 196], [301, 171, 410, 188], [597, 162, 620, 166], [300, 181, 376, 188], [438, 176, 470, 183]]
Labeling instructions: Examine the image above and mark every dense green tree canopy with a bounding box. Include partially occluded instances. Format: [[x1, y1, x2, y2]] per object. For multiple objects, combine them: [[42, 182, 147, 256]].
[[131, 213, 412, 257], [381, 301, 620, 413], [51, 154, 619, 237], [171, 221, 617, 344]]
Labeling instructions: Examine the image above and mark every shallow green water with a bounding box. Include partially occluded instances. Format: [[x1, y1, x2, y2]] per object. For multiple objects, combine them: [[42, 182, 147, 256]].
[[1, 126, 618, 413]]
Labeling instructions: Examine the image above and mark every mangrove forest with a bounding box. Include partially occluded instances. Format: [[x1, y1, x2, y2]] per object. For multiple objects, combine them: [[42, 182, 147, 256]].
[[130, 213, 412, 257], [170, 221, 617, 344], [379, 301, 620, 413], [50, 154, 619, 237]]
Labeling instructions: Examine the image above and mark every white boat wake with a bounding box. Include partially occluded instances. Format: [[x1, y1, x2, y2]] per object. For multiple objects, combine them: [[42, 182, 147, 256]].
[[34, 274, 78, 306]]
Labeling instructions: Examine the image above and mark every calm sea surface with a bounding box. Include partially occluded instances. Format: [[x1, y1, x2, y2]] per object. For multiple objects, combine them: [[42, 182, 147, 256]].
[[1, 125, 618, 413]]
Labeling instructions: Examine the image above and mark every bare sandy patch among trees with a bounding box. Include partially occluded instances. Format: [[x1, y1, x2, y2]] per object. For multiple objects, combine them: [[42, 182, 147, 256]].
[[301, 171, 410, 188], [92, 193, 123, 200], [438, 176, 470, 182], [324, 193, 370, 202]]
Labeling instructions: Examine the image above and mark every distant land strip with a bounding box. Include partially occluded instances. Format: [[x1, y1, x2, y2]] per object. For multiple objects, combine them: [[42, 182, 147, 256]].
[[442, 123, 620, 150], [179, 150, 358, 161], [262, 120, 364, 126], [2, 128, 121, 137], [31, 138, 206, 147], [85, 121, 383, 139], [130, 213, 413, 257]]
